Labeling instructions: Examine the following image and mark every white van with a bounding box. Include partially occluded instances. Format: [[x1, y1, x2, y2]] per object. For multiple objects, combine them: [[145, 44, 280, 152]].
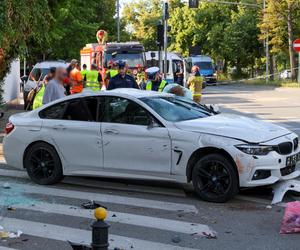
[[145, 51, 185, 84]]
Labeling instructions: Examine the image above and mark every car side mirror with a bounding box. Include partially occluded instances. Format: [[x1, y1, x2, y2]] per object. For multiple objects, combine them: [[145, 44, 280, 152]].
[[205, 104, 220, 114]]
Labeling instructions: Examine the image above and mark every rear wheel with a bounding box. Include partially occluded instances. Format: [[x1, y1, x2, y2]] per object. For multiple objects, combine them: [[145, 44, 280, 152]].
[[192, 153, 238, 203], [24, 142, 63, 185]]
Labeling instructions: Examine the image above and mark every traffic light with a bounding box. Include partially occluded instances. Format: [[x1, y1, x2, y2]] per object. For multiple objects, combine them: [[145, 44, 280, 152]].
[[157, 23, 164, 48], [189, 0, 199, 8]]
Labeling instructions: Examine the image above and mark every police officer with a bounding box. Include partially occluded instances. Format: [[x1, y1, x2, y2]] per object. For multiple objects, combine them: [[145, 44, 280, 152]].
[[84, 64, 102, 91], [107, 60, 139, 90], [142, 67, 167, 92]]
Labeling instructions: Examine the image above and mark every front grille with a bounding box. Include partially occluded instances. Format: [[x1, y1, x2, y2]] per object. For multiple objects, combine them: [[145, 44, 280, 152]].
[[280, 165, 296, 176], [294, 137, 299, 151], [275, 142, 293, 155]]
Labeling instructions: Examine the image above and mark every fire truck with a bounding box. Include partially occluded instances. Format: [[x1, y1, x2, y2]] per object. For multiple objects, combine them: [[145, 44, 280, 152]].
[[80, 30, 146, 79]]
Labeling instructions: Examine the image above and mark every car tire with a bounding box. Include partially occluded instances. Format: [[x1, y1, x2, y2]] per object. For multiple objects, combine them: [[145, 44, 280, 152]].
[[24, 142, 63, 185], [192, 153, 238, 203]]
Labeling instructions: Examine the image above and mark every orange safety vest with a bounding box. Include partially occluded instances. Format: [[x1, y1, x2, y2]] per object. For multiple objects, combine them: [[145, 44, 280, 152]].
[[70, 68, 83, 94]]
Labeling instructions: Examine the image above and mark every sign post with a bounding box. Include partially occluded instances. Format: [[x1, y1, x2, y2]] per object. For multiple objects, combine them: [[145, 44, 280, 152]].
[[293, 39, 300, 83]]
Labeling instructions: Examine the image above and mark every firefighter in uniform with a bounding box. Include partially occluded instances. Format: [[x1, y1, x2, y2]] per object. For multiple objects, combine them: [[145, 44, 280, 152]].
[[142, 67, 167, 92], [84, 64, 102, 91], [135, 64, 146, 86], [187, 66, 203, 103]]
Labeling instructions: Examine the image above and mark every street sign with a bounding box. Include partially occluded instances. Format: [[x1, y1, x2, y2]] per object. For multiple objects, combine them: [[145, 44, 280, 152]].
[[293, 39, 300, 53]]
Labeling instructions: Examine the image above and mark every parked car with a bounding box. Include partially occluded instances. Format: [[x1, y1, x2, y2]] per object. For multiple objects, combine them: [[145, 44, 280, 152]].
[[279, 70, 292, 79], [3, 89, 300, 202]]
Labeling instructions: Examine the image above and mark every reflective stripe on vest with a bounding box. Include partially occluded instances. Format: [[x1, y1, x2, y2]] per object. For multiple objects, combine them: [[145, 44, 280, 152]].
[[146, 80, 167, 92], [85, 70, 100, 91], [33, 84, 45, 110]]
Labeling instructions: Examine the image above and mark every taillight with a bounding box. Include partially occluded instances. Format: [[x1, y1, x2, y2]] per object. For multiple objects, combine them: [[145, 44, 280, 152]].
[[5, 122, 14, 135]]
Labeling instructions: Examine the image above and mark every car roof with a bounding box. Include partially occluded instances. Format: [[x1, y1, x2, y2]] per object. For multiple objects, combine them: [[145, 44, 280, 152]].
[[33, 61, 69, 69]]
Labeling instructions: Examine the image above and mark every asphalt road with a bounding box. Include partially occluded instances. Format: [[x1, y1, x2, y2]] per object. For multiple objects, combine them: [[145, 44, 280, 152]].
[[0, 84, 300, 250]]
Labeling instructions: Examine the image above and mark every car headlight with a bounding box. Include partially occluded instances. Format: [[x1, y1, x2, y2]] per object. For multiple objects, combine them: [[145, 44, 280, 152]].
[[235, 144, 274, 155], [213, 73, 217, 77]]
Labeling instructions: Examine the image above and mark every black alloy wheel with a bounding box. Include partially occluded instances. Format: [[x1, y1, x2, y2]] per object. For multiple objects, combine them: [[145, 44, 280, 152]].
[[192, 153, 238, 203], [24, 142, 63, 185]]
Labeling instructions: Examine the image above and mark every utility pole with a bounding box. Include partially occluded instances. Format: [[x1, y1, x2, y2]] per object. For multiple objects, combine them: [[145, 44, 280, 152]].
[[163, 1, 169, 78], [117, 0, 120, 42], [263, 0, 270, 83]]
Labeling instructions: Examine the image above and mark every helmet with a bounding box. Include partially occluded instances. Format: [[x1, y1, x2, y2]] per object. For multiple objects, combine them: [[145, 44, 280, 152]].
[[191, 65, 200, 73], [145, 67, 160, 80]]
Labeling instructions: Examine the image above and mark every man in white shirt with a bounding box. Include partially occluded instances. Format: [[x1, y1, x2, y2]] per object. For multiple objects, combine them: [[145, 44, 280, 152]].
[[43, 67, 66, 105]]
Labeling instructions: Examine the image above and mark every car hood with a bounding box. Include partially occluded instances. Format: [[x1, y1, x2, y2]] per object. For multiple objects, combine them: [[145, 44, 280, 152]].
[[174, 113, 291, 143]]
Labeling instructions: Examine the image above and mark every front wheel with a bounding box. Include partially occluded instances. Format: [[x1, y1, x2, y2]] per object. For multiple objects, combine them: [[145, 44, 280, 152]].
[[192, 153, 238, 203], [24, 142, 63, 185]]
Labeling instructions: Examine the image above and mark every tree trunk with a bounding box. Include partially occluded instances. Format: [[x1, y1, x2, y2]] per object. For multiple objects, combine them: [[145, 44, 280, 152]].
[[287, 2, 296, 80]]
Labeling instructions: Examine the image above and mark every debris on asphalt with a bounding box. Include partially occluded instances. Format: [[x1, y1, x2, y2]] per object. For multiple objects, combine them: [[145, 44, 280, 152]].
[[280, 201, 300, 234], [272, 180, 300, 204], [2, 183, 10, 189], [266, 205, 272, 209], [112, 214, 117, 217], [7, 206, 16, 211], [0, 225, 22, 239], [81, 200, 107, 210], [171, 235, 181, 243]]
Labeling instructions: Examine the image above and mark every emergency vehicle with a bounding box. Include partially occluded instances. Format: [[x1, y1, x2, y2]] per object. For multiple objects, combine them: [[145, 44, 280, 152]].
[[80, 30, 146, 79]]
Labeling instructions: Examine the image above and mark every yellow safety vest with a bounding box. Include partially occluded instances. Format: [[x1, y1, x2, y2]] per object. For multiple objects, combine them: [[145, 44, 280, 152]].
[[188, 75, 203, 97], [81, 69, 88, 78], [109, 69, 118, 78], [33, 84, 45, 110], [85, 70, 100, 91], [146, 80, 167, 92]]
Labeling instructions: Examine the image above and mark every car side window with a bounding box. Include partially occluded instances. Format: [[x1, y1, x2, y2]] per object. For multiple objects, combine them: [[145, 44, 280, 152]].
[[62, 99, 92, 122], [104, 97, 151, 126], [39, 102, 67, 119]]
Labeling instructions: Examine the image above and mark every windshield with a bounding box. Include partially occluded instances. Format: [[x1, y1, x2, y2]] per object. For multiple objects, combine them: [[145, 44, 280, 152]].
[[194, 61, 213, 70], [105, 52, 145, 68], [141, 96, 213, 122]]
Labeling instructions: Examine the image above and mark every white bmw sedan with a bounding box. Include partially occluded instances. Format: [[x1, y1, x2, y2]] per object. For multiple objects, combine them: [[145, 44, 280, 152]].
[[3, 89, 300, 202]]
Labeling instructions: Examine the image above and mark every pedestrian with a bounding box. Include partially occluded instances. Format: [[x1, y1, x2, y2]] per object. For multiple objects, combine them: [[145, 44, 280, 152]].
[[142, 67, 167, 92], [33, 67, 56, 109], [42, 67, 67, 105], [81, 64, 88, 79], [105, 60, 118, 87], [175, 62, 184, 86], [84, 63, 102, 91], [135, 64, 146, 86], [69, 59, 83, 94], [107, 60, 139, 90], [187, 66, 203, 103]]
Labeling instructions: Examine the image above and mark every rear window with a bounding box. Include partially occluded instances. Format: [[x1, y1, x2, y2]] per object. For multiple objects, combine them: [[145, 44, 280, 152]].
[[39, 102, 67, 119]]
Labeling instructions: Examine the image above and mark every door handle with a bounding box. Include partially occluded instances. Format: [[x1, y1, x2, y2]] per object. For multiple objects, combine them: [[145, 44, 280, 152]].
[[103, 129, 119, 135], [53, 124, 66, 130]]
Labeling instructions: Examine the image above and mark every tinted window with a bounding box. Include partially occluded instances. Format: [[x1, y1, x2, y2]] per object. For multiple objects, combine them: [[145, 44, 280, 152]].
[[84, 97, 98, 121], [141, 97, 212, 122], [39, 102, 67, 119], [104, 97, 151, 126], [194, 62, 213, 70], [62, 99, 91, 121], [105, 53, 145, 68]]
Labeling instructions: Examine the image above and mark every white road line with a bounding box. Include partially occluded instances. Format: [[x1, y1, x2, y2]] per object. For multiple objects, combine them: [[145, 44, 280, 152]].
[[0, 247, 17, 250], [9, 202, 211, 236], [0, 180, 198, 213], [0, 218, 197, 250]]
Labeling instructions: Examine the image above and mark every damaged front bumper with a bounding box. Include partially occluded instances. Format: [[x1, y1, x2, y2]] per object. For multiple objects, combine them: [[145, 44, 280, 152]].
[[272, 179, 300, 204]]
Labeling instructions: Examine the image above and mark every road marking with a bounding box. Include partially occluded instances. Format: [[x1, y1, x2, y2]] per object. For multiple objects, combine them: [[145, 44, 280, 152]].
[[0, 218, 197, 250], [0, 247, 17, 250], [0, 180, 198, 213], [7, 202, 211, 236]]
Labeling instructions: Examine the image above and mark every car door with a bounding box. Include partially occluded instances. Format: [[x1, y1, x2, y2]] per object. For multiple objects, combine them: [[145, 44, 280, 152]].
[[101, 96, 171, 174], [40, 97, 103, 172]]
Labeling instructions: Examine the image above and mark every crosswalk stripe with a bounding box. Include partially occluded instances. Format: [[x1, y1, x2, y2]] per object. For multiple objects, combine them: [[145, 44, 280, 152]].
[[0, 247, 17, 250], [8, 202, 212, 236], [0, 180, 198, 213], [1, 217, 197, 250]]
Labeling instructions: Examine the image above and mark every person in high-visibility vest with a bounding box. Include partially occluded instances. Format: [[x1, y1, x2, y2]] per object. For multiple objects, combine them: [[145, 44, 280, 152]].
[[70, 59, 83, 94], [33, 67, 56, 109], [84, 64, 102, 91], [142, 67, 167, 92], [187, 65, 203, 103], [135, 64, 146, 86], [81, 64, 88, 79], [105, 60, 118, 87]]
